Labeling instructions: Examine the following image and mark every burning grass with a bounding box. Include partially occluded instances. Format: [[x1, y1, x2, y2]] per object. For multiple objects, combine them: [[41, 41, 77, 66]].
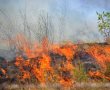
[[0, 36, 110, 89]]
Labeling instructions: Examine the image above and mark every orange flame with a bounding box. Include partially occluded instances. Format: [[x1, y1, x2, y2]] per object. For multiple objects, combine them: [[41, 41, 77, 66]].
[[87, 45, 110, 70], [1, 34, 110, 88]]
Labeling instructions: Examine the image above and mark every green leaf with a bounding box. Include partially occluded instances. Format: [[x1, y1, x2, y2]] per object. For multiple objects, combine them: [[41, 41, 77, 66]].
[[97, 11, 110, 37]]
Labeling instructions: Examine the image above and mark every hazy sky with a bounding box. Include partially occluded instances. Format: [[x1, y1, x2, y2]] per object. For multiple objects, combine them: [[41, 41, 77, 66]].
[[0, 0, 110, 43]]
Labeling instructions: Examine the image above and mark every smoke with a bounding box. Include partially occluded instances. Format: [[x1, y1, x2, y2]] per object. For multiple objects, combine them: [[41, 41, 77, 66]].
[[0, 0, 108, 46], [79, 0, 110, 10]]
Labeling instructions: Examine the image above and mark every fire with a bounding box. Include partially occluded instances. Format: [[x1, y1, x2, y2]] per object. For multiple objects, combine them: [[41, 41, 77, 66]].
[[1, 35, 110, 88], [13, 36, 77, 87], [59, 61, 74, 87], [87, 45, 110, 70], [0, 68, 6, 77], [15, 54, 52, 83], [88, 70, 110, 81]]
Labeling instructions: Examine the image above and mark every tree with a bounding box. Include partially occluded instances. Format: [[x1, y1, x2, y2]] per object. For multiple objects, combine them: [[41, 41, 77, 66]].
[[97, 12, 110, 42], [36, 11, 54, 44]]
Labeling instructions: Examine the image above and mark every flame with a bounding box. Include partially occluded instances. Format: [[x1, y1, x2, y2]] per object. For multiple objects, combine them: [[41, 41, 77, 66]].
[[88, 70, 110, 81], [87, 45, 110, 70], [1, 34, 110, 88], [13, 36, 77, 87], [0, 68, 6, 75], [8, 38, 110, 86]]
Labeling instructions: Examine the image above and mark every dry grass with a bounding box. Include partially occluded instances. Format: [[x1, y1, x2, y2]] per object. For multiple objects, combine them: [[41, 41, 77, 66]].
[[1, 83, 110, 90]]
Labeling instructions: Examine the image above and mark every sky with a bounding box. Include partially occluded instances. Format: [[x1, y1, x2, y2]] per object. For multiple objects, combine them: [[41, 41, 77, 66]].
[[0, 0, 110, 43]]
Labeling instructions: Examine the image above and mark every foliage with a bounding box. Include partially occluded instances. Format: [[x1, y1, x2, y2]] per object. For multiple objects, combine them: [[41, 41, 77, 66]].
[[97, 12, 110, 38]]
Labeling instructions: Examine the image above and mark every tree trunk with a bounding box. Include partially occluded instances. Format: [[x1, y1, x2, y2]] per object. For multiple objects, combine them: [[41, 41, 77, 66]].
[[106, 37, 110, 44]]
